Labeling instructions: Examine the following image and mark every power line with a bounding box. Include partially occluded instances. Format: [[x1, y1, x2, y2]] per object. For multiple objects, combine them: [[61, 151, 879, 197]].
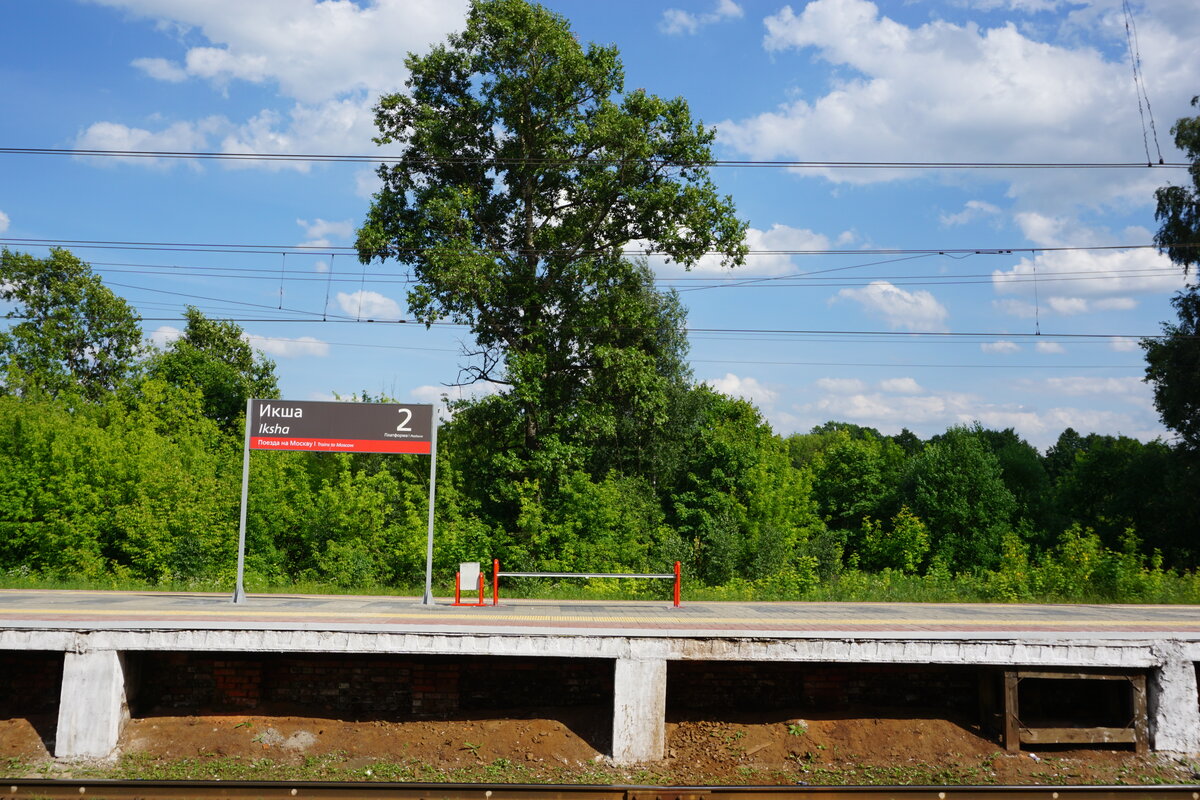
[[5, 235, 1193, 258], [0, 146, 1189, 169]]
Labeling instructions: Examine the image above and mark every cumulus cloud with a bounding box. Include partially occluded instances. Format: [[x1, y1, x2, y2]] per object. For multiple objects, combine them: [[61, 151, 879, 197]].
[[75, 118, 223, 168], [990, 213, 1185, 317], [982, 340, 1020, 354], [879, 377, 922, 394], [79, 0, 467, 166], [297, 217, 354, 248], [834, 281, 949, 331], [939, 200, 1001, 227], [148, 325, 183, 348], [799, 382, 1162, 449], [1042, 376, 1147, 398], [0, 210, 9, 233], [648, 223, 846, 276], [91, 0, 469, 103], [131, 56, 188, 82], [411, 381, 502, 406], [336, 290, 403, 320], [245, 334, 329, 358], [815, 377, 866, 394], [719, 0, 1200, 207], [1035, 340, 1066, 354], [707, 373, 778, 407], [660, 0, 743, 35], [1110, 336, 1140, 352]]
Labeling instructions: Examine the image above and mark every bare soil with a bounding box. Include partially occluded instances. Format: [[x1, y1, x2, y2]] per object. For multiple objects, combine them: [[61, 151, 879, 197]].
[[4, 710, 1197, 785]]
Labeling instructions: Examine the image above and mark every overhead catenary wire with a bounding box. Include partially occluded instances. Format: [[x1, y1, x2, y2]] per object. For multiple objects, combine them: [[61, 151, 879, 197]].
[[0, 146, 1190, 169], [5, 235, 1197, 259]]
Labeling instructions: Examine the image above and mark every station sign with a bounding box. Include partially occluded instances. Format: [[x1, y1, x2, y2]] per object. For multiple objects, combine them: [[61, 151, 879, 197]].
[[248, 399, 433, 454]]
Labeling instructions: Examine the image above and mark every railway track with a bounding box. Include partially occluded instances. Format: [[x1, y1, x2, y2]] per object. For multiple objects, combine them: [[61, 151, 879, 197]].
[[3, 782, 1199, 800]]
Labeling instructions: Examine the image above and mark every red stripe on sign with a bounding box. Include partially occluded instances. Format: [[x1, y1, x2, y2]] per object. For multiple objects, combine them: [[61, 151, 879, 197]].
[[250, 437, 431, 454]]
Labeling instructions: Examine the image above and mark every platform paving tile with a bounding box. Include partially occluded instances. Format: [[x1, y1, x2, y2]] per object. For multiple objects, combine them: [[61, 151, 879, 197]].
[[0, 589, 1198, 640]]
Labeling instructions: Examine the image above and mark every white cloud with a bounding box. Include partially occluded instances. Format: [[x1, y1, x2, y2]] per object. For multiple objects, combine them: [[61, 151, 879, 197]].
[[75, 118, 223, 168], [1110, 337, 1140, 352], [719, 0, 1200, 208], [660, 0, 743, 36], [939, 200, 1001, 227], [244, 334, 329, 358], [707, 372, 778, 406], [411, 382, 503, 419], [991, 214, 1184, 317], [91, 0, 469, 103], [1035, 340, 1065, 354], [799, 383, 1162, 450], [0, 210, 8, 233], [1047, 297, 1088, 315], [1042, 376, 1147, 397], [297, 217, 354, 248], [336, 290, 403, 320], [149, 325, 182, 348], [981, 340, 1020, 353], [649, 223, 843, 275], [834, 281, 949, 331], [131, 56, 188, 82], [79, 0, 467, 166], [879, 377, 922, 394], [816, 377, 866, 394]]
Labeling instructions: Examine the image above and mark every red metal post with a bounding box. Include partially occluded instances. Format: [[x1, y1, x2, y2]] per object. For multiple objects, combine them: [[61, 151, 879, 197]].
[[453, 571, 461, 606], [475, 572, 484, 605], [492, 559, 500, 606], [673, 561, 681, 607]]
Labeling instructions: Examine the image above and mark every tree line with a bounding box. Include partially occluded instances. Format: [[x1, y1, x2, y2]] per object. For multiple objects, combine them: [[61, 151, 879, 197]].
[[3, 0, 1199, 602]]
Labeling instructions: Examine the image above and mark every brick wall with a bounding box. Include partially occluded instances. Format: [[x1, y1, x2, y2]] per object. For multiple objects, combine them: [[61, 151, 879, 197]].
[[667, 662, 980, 713], [0, 651, 63, 716], [133, 653, 611, 718]]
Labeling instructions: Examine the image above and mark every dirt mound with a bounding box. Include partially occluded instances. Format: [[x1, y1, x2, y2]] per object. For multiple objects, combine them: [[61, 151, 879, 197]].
[[5, 711, 1195, 785]]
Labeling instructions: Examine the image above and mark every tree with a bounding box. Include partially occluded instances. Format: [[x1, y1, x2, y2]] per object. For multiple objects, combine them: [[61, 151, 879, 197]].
[[355, 0, 746, 472], [901, 425, 1016, 571], [1154, 95, 1200, 274], [0, 248, 144, 401], [146, 307, 279, 432], [1142, 287, 1200, 450]]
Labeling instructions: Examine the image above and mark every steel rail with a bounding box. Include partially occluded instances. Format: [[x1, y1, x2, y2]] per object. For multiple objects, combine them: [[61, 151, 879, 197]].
[[3, 781, 1199, 800]]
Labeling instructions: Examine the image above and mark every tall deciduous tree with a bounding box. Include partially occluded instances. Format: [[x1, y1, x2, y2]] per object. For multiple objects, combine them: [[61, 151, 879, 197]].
[[0, 248, 144, 401], [356, 0, 746, 470], [146, 307, 279, 433], [1146, 96, 1200, 450], [1154, 95, 1200, 273]]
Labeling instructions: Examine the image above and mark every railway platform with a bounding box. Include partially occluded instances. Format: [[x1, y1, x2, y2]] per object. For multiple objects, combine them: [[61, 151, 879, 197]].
[[1, 590, 1198, 766]]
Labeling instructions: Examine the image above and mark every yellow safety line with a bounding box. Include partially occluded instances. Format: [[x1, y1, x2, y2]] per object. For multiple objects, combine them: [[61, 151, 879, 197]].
[[0, 607, 1197, 627]]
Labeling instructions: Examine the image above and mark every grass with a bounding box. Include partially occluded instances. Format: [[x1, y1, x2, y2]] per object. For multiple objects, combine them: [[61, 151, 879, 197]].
[[4, 567, 1200, 604], [4, 751, 1189, 786]]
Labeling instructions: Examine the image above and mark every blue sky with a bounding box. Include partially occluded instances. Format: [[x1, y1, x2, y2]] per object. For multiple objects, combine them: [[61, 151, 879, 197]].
[[2, 0, 1198, 450]]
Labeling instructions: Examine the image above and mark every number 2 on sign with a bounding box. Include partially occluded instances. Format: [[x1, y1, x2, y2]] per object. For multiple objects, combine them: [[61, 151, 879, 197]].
[[396, 407, 413, 432]]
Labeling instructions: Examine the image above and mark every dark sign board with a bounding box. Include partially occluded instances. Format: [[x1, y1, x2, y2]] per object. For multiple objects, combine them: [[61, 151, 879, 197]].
[[248, 399, 433, 454]]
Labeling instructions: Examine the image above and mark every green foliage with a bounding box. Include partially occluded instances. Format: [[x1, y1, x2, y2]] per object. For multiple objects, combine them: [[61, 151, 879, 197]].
[[861, 507, 930, 574], [356, 0, 745, 481], [1154, 94, 1200, 274], [902, 425, 1016, 571], [146, 306, 280, 432], [0, 248, 144, 400], [1142, 286, 1200, 452]]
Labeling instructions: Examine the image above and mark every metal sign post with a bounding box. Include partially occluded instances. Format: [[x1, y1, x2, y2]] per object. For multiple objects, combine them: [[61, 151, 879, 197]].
[[232, 399, 435, 604], [422, 419, 438, 605], [233, 398, 252, 603]]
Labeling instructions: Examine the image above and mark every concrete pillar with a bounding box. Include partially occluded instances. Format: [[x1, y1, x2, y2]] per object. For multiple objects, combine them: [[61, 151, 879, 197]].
[[55, 650, 129, 759], [1149, 642, 1200, 754], [611, 657, 667, 764]]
